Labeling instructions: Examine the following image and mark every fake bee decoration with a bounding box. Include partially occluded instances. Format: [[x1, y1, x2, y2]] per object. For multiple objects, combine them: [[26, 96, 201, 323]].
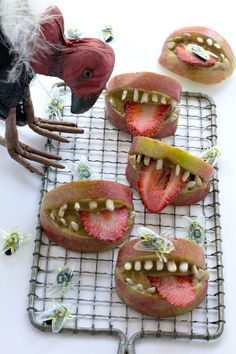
[[0, 228, 31, 255], [38, 304, 74, 333], [135, 227, 175, 263]]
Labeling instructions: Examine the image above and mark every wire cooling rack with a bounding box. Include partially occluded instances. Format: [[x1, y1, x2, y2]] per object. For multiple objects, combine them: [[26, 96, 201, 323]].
[[28, 87, 224, 354]]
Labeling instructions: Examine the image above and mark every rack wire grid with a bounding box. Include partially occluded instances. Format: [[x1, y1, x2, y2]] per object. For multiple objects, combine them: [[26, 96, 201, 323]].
[[28, 86, 224, 354]]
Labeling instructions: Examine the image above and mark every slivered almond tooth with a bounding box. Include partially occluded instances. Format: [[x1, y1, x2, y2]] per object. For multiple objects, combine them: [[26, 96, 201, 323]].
[[136, 154, 142, 163], [109, 97, 116, 107], [195, 269, 206, 280], [214, 42, 221, 49], [186, 180, 196, 189], [141, 92, 148, 103], [74, 202, 80, 211], [106, 199, 114, 212], [194, 175, 202, 186], [146, 287, 156, 294], [129, 211, 136, 222], [126, 278, 134, 286], [175, 164, 181, 176], [122, 89, 128, 100], [156, 260, 164, 270], [156, 159, 163, 170], [167, 41, 176, 50], [197, 37, 204, 43], [144, 260, 153, 270], [167, 261, 177, 272], [60, 218, 67, 226], [220, 53, 225, 60], [152, 93, 158, 103], [161, 96, 167, 104], [58, 203, 68, 218], [183, 33, 191, 40], [70, 221, 79, 232], [124, 262, 132, 270], [143, 156, 151, 166], [206, 38, 213, 46], [50, 211, 56, 220], [89, 201, 97, 210], [136, 284, 144, 292], [179, 261, 189, 273], [182, 170, 190, 182], [192, 265, 199, 277], [133, 89, 139, 102], [134, 260, 141, 271]]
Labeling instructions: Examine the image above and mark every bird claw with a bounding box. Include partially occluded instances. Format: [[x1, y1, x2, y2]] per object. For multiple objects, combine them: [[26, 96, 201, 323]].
[[6, 140, 65, 176], [28, 117, 84, 143]]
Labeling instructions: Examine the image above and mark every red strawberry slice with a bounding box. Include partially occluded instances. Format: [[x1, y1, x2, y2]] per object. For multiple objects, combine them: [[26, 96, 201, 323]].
[[79, 207, 129, 242], [175, 44, 217, 67], [137, 162, 186, 212], [148, 275, 196, 307], [126, 101, 171, 137]]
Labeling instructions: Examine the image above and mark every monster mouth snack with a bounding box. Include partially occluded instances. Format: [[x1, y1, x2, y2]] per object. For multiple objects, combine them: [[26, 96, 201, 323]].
[[159, 26, 236, 84], [126, 137, 215, 212], [105, 72, 181, 138], [115, 227, 209, 317], [40, 180, 135, 252]]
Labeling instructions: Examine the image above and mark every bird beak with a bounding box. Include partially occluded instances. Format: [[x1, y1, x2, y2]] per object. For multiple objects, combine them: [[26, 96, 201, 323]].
[[71, 95, 99, 114]]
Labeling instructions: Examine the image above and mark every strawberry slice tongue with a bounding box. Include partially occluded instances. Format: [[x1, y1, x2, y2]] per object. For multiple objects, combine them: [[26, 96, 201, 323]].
[[175, 44, 217, 67], [125, 101, 171, 137], [79, 207, 129, 243], [148, 275, 196, 307], [137, 162, 186, 212]]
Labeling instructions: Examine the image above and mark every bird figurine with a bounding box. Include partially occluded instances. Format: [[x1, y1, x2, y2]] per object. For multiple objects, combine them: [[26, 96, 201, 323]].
[[0, 0, 115, 175]]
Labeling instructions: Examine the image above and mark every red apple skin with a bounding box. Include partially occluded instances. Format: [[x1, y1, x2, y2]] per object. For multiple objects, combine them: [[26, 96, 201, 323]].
[[40, 180, 134, 252], [40, 216, 134, 252], [106, 72, 182, 101], [159, 26, 236, 84], [115, 274, 208, 317], [115, 238, 208, 317], [105, 99, 178, 138]]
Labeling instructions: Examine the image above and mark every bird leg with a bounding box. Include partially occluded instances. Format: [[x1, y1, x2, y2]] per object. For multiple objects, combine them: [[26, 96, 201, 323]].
[[3, 108, 66, 176], [24, 88, 84, 143]]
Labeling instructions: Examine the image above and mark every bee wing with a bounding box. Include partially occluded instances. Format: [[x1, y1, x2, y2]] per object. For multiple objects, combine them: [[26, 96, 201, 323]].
[[134, 240, 156, 252], [137, 226, 158, 238], [0, 241, 11, 254], [38, 309, 55, 323], [52, 311, 70, 333]]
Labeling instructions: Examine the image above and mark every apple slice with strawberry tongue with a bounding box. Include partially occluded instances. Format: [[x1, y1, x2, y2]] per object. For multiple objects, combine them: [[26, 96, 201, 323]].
[[105, 72, 182, 138], [126, 137, 215, 212]]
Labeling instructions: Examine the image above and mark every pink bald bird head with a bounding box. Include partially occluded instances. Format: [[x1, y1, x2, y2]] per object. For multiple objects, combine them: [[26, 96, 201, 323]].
[[31, 6, 115, 113]]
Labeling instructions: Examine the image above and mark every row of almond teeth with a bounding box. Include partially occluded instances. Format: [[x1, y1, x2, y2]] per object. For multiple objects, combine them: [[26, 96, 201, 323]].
[[123, 260, 205, 280], [50, 199, 116, 222], [125, 278, 156, 294], [167, 34, 227, 62], [50, 203, 136, 230], [109, 89, 174, 105], [132, 154, 202, 188]]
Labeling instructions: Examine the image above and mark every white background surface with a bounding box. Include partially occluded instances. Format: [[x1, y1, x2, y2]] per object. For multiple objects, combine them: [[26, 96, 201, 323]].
[[0, 0, 236, 353]]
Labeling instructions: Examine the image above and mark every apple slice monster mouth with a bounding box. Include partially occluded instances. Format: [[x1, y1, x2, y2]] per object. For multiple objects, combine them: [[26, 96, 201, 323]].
[[40, 180, 135, 252], [159, 26, 236, 84], [105, 72, 181, 138], [115, 229, 209, 317], [126, 137, 215, 212]]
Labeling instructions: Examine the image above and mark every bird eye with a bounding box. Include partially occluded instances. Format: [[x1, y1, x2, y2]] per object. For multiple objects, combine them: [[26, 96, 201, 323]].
[[82, 69, 93, 79]]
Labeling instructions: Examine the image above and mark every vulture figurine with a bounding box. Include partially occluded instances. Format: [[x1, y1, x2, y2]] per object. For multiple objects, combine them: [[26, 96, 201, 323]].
[[0, 0, 115, 175]]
